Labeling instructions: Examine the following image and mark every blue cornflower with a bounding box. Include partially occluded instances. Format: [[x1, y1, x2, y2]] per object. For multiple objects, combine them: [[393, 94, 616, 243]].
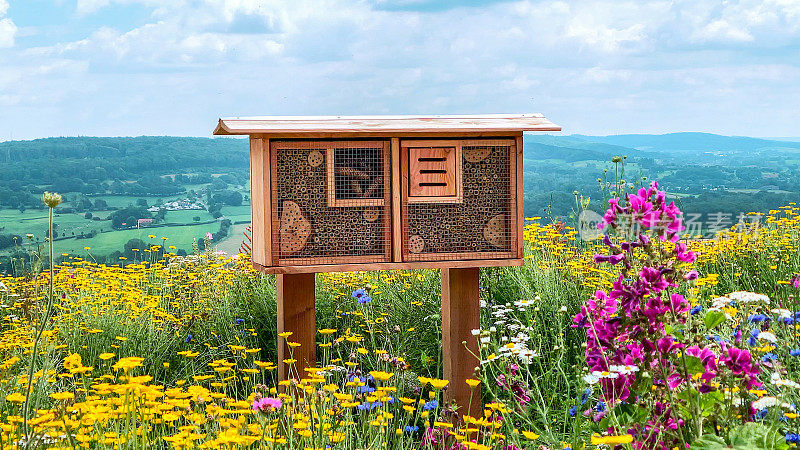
[[594, 401, 606, 413], [351, 288, 367, 299], [423, 400, 438, 411], [186, 334, 193, 343], [357, 401, 381, 411], [404, 425, 419, 433], [690, 305, 702, 315], [761, 353, 777, 363], [569, 406, 577, 417], [359, 296, 372, 304], [748, 329, 759, 346], [235, 318, 244, 324], [791, 349, 800, 357], [580, 387, 591, 405], [349, 374, 375, 394], [755, 408, 768, 420], [748, 314, 767, 323], [784, 317, 795, 325], [786, 433, 799, 444]]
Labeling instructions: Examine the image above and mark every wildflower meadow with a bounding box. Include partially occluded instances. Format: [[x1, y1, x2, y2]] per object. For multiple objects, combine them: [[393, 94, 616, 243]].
[[1, 181, 800, 449]]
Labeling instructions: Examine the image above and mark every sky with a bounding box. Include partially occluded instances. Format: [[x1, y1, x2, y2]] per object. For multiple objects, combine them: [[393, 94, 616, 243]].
[[0, 0, 799, 140]]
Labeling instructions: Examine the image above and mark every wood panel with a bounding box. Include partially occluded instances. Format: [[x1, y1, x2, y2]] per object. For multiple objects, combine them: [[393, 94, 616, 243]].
[[254, 258, 523, 274], [441, 267, 482, 416], [249, 137, 272, 265], [277, 273, 317, 383], [214, 114, 561, 136], [408, 147, 457, 198], [391, 138, 402, 262], [514, 134, 524, 259]]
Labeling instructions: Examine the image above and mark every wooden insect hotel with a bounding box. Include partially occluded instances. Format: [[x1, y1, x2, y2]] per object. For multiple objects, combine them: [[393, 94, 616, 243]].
[[213, 114, 560, 412]]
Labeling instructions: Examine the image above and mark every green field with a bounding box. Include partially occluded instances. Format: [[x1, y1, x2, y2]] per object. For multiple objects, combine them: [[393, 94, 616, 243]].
[[1, 198, 251, 258]]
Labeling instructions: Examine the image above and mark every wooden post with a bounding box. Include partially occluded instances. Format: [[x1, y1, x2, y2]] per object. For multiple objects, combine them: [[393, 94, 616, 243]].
[[277, 273, 317, 382], [441, 267, 481, 418]]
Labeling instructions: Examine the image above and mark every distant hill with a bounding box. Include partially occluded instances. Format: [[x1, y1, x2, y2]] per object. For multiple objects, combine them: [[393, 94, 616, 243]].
[[567, 132, 800, 153]]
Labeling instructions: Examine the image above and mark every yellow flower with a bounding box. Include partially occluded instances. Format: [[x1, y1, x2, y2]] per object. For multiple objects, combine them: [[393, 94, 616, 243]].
[[99, 353, 115, 360], [112, 356, 143, 372], [429, 379, 449, 390], [63, 353, 82, 371], [591, 434, 633, 445], [521, 431, 540, 440], [369, 371, 393, 382], [466, 379, 481, 388], [50, 392, 75, 401], [6, 392, 26, 403]]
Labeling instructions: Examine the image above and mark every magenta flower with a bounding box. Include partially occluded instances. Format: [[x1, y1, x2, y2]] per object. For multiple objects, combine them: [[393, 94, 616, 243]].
[[673, 242, 696, 263], [794, 275, 800, 289], [251, 397, 282, 412]]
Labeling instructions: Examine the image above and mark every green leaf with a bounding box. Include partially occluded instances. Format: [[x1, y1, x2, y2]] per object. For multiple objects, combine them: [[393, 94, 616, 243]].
[[729, 423, 788, 450], [684, 355, 705, 375], [704, 310, 727, 330], [692, 434, 728, 450]]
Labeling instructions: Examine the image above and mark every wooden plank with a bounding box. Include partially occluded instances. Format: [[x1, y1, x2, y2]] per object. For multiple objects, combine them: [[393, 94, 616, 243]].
[[408, 147, 457, 197], [277, 273, 317, 383], [514, 134, 524, 259], [249, 137, 265, 265], [246, 131, 535, 139], [214, 114, 561, 136], [270, 141, 280, 266], [401, 139, 462, 148], [263, 138, 272, 264], [391, 138, 402, 262], [254, 258, 524, 274], [382, 141, 392, 262], [400, 141, 410, 261], [441, 267, 482, 417]]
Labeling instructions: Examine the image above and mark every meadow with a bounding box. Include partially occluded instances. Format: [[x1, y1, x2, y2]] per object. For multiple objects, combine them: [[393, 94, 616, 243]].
[[0, 184, 799, 449], [0, 202, 249, 260]]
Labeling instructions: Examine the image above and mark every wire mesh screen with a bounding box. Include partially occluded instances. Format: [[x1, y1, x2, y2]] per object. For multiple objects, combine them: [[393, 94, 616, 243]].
[[272, 140, 391, 265], [402, 139, 517, 261]]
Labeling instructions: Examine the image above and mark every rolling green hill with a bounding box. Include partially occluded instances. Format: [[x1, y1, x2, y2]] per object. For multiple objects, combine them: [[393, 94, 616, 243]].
[[1, 133, 798, 270]]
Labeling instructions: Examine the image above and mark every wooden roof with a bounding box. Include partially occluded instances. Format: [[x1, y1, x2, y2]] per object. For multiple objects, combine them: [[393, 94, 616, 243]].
[[213, 114, 560, 135]]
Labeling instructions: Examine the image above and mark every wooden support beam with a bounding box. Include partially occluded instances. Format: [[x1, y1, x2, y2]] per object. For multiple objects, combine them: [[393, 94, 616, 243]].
[[441, 267, 481, 418], [277, 273, 317, 383]]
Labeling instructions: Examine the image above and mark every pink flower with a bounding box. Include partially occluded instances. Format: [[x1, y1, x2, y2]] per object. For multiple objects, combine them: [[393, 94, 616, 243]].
[[206, 232, 214, 241], [251, 397, 282, 412], [794, 275, 800, 289]]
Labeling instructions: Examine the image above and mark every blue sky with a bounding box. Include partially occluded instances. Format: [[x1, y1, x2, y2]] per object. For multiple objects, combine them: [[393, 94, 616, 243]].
[[0, 0, 798, 140]]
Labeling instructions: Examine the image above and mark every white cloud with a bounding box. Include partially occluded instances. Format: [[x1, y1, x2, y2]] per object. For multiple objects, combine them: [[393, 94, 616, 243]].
[[76, 0, 110, 15], [2, 0, 800, 139], [0, 0, 16, 48], [0, 18, 15, 47]]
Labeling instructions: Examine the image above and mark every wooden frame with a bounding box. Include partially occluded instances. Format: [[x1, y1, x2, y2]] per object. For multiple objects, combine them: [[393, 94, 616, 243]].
[[269, 139, 392, 267], [400, 138, 518, 263], [403, 140, 463, 204], [249, 137, 272, 266]]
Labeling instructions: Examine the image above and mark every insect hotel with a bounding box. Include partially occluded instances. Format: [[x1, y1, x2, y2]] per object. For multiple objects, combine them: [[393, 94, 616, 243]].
[[213, 114, 560, 412]]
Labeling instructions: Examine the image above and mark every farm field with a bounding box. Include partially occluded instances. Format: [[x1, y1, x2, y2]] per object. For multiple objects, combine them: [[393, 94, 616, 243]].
[[1, 181, 799, 449], [0, 199, 250, 262]]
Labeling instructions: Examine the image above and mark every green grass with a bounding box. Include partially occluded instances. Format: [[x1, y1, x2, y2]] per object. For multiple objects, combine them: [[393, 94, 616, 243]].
[[220, 204, 251, 222]]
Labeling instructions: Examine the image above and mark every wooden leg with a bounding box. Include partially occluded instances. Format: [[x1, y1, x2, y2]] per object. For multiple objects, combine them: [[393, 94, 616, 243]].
[[441, 267, 482, 418], [277, 273, 317, 383]]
